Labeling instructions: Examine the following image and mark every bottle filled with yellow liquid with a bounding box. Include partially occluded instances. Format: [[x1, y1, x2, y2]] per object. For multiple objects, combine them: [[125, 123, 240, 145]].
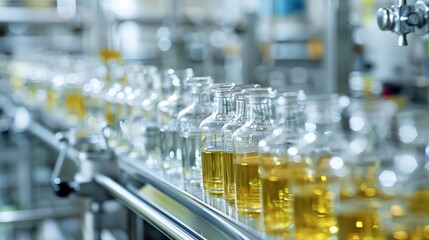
[[293, 155, 341, 240], [65, 88, 86, 123], [232, 87, 277, 214], [292, 94, 351, 240], [221, 84, 260, 204], [258, 90, 305, 239], [337, 160, 390, 240], [380, 110, 429, 239], [200, 83, 235, 196], [385, 189, 429, 240], [234, 151, 261, 213], [337, 98, 398, 240]]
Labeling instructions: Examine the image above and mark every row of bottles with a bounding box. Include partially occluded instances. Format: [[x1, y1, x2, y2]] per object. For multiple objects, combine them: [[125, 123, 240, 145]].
[[4, 54, 429, 239]]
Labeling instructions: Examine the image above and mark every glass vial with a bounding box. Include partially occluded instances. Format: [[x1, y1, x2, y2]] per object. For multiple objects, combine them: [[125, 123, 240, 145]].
[[292, 94, 349, 240], [177, 76, 213, 196], [157, 68, 194, 181], [232, 87, 277, 214], [338, 97, 397, 240], [200, 83, 235, 196], [221, 84, 261, 205], [381, 110, 429, 239], [258, 90, 306, 239]]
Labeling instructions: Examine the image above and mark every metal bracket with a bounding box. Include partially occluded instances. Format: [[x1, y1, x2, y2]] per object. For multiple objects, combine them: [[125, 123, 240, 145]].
[[377, 0, 429, 46]]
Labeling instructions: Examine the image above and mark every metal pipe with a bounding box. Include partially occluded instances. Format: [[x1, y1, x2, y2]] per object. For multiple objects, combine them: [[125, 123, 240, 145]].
[[93, 174, 201, 240], [0, 206, 80, 225]]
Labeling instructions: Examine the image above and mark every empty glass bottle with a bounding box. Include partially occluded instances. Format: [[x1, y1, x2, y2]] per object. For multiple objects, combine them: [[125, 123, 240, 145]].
[[232, 87, 277, 214], [157, 68, 194, 181], [137, 66, 162, 167], [177, 76, 213, 196], [125, 65, 162, 166], [221, 84, 260, 205], [200, 83, 235, 196], [82, 60, 108, 131], [258, 90, 305, 239], [104, 61, 124, 128]]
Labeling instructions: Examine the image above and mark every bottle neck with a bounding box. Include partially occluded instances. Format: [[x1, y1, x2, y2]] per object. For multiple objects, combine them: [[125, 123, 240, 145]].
[[277, 104, 304, 129], [247, 99, 272, 122], [192, 89, 211, 105], [213, 93, 233, 115], [235, 98, 245, 119]]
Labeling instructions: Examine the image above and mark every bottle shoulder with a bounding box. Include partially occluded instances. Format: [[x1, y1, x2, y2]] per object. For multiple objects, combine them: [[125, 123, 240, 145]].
[[177, 104, 212, 119]]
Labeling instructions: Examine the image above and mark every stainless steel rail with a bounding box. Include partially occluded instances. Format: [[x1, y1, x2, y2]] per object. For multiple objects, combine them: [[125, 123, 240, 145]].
[[119, 157, 261, 240], [93, 174, 202, 240]]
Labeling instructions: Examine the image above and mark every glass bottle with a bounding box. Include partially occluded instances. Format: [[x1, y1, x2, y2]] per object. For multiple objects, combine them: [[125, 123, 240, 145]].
[[380, 110, 429, 239], [337, 97, 397, 240], [232, 87, 277, 214], [177, 76, 213, 196], [221, 84, 261, 205], [157, 68, 194, 181], [125, 65, 162, 165], [139, 66, 162, 167], [258, 90, 305, 239], [82, 60, 108, 131], [200, 83, 235, 196], [63, 61, 86, 126], [104, 61, 124, 129], [291, 94, 350, 240]]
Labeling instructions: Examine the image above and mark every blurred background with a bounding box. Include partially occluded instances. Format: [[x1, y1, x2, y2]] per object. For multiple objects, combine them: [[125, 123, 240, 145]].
[[0, 0, 424, 99], [1, 0, 429, 239]]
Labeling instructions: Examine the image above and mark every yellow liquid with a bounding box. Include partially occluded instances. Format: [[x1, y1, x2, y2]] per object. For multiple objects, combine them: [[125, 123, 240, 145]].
[[293, 155, 338, 239], [65, 89, 86, 121], [222, 151, 235, 204], [99, 49, 121, 62], [47, 88, 60, 111], [105, 101, 115, 125], [337, 209, 385, 240], [260, 154, 293, 237], [337, 162, 388, 240], [201, 150, 224, 196], [387, 190, 429, 240], [234, 151, 261, 214]]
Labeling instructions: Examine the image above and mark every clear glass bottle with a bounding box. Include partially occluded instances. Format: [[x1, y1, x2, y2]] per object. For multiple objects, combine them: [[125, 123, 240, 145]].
[[125, 65, 162, 165], [177, 76, 213, 196], [104, 61, 124, 128], [221, 84, 261, 205], [82, 60, 108, 131], [139, 66, 162, 167], [232, 87, 277, 214], [291, 94, 350, 240], [258, 90, 305, 239], [157, 68, 194, 181], [200, 83, 235, 196]]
